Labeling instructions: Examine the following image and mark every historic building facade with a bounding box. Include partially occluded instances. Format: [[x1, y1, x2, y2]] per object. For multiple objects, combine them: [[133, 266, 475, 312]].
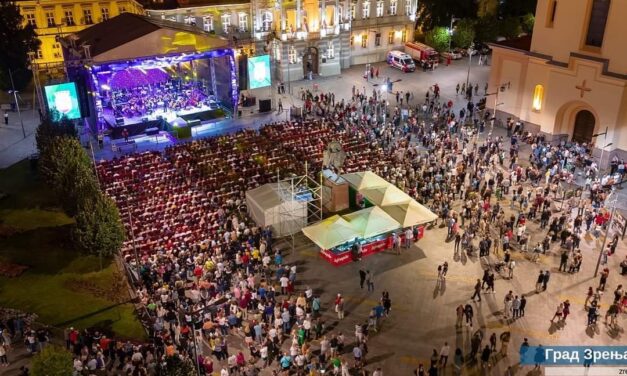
[[488, 0, 627, 159], [16, 0, 144, 69], [143, 0, 416, 83]]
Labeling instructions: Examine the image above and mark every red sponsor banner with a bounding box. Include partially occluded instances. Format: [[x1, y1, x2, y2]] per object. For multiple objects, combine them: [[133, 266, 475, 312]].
[[319, 226, 426, 266]]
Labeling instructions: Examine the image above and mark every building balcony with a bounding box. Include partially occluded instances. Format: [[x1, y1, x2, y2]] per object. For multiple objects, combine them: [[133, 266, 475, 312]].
[[351, 15, 411, 29]]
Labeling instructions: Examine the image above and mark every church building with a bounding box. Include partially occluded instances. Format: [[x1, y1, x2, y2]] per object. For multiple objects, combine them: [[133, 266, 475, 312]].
[[488, 0, 627, 162]]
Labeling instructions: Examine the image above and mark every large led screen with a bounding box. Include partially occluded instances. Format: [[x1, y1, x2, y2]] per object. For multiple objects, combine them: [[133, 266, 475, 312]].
[[44, 82, 82, 121], [247, 55, 271, 89]]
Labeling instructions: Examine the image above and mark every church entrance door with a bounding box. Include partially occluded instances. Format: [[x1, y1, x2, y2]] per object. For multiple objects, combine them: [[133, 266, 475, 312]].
[[572, 110, 595, 144]]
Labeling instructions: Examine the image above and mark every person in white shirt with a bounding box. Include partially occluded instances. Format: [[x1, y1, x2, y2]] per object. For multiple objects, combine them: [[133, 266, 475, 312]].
[[280, 276, 289, 295], [260, 344, 268, 366], [439, 342, 451, 367]]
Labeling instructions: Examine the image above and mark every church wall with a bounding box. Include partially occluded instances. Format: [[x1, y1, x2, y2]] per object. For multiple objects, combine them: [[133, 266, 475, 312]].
[[487, 48, 526, 121], [602, 0, 627, 74], [531, 0, 627, 76], [531, 0, 588, 64], [612, 90, 627, 160]]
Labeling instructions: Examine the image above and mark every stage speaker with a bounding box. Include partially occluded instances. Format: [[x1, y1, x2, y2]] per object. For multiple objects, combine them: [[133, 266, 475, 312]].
[[259, 99, 272, 113], [115, 117, 125, 125], [238, 55, 248, 91], [141, 116, 149, 122], [74, 75, 91, 118]]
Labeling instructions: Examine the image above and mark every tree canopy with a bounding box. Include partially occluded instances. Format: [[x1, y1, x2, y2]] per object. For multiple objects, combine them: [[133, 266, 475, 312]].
[[0, 0, 40, 90], [32, 346, 73, 376], [452, 19, 476, 49], [416, 0, 477, 31], [424, 27, 451, 52]]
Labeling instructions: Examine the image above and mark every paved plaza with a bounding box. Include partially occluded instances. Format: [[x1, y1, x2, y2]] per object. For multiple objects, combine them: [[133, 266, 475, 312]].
[[2, 59, 626, 376]]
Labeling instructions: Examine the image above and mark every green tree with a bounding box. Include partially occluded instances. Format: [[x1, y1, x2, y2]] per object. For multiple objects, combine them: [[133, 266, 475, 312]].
[[35, 115, 77, 156], [475, 17, 500, 44], [500, 17, 523, 39], [39, 136, 99, 216], [416, 0, 477, 31], [0, 0, 40, 91], [521, 13, 535, 34], [425, 27, 450, 52], [31, 345, 73, 376], [73, 193, 125, 256], [452, 19, 476, 49], [477, 0, 499, 18]]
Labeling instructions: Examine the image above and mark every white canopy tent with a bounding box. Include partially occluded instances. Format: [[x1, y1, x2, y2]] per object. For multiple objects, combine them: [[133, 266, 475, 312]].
[[382, 201, 438, 227], [246, 183, 308, 237], [342, 171, 390, 191], [301, 215, 359, 250]]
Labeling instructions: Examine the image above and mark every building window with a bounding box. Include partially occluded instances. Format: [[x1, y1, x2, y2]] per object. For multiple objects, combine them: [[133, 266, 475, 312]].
[[203, 16, 214, 31], [350, 4, 356, 20], [350, 35, 354, 46], [405, 0, 412, 16], [401, 29, 407, 42], [46, 11, 55, 27], [25, 13, 37, 28], [546, 0, 557, 27], [101, 7, 110, 21], [184, 15, 196, 25], [532, 84, 544, 111], [361, 34, 368, 48], [222, 14, 231, 33], [362, 1, 370, 19], [390, 0, 397, 15], [238, 13, 248, 32], [64, 10, 75, 26], [262, 11, 273, 31], [388, 30, 394, 44], [36, 49, 43, 59], [376, 1, 384, 17], [338, 6, 343, 22], [375, 32, 381, 46], [328, 41, 335, 58], [83, 9, 93, 24], [586, 0, 610, 47], [288, 45, 296, 64]]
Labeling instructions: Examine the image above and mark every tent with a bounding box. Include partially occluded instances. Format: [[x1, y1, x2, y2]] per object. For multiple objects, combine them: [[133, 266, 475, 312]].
[[68, 13, 230, 64], [381, 201, 438, 227], [361, 184, 412, 207], [246, 183, 308, 237], [342, 171, 390, 191], [343, 206, 401, 239], [301, 215, 359, 250]]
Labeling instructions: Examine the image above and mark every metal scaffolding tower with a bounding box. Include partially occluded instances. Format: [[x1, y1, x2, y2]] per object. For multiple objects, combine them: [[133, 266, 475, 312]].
[[276, 162, 324, 253]]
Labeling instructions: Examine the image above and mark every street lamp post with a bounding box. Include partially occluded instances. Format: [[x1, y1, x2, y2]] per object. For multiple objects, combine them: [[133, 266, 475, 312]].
[[594, 193, 617, 277], [465, 44, 474, 95], [8, 69, 27, 139], [448, 16, 458, 53], [592, 127, 609, 173]]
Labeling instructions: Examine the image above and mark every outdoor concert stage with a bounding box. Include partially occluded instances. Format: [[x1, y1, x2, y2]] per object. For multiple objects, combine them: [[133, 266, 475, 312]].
[[63, 13, 238, 139]]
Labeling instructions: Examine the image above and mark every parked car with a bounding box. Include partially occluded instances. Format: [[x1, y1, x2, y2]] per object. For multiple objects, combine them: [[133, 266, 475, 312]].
[[442, 50, 463, 60]]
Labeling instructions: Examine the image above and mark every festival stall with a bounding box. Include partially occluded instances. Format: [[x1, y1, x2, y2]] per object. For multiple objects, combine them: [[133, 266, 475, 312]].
[[303, 172, 437, 266]]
